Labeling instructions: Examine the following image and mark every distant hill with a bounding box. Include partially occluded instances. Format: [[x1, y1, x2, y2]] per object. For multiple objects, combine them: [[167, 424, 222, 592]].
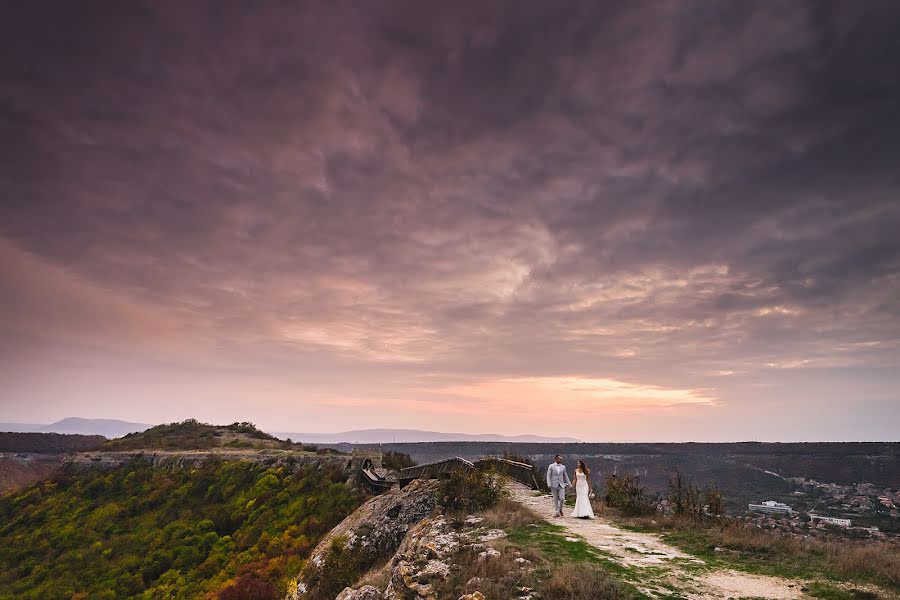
[[104, 419, 296, 451], [271, 428, 581, 444], [0, 417, 151, 438]]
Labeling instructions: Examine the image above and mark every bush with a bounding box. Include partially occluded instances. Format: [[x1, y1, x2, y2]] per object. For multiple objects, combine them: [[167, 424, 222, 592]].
[[225, 422, 275, 440], [604, 472, 658, 516], [666, 469, 701, 517], [438, 468, 506, 513], [704, 487, 725, 516], [666, 468, 725, 518], [219, 572, 279, 600], [300, 536, 365, 600]]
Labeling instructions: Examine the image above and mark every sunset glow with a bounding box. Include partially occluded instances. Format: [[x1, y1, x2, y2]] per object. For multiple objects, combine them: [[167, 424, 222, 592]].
[[1, 2, 898, 441]]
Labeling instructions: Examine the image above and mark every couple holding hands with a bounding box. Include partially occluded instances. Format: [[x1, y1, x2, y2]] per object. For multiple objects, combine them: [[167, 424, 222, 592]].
[[546, 454, 595, 519]]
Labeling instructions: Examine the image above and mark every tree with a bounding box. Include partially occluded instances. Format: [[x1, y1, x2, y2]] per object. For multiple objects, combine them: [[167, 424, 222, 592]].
[[604, 472, 658, 516]]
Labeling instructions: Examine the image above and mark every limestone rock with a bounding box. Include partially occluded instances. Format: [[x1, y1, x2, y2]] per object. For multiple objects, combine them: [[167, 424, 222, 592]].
[[285, 479, 440, 599], [477, 529, 506, 542], [477, 547, 500, 562], [336, 585, 383, 600], [381, 512, 513, 600], [383, 516, 460, 600]]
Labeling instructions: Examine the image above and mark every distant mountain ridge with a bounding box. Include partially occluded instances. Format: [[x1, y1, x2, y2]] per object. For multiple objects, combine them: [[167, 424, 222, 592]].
[[0, 417, 151, 439], [271, 428, 580, 444], [0, 420, 577, 444]]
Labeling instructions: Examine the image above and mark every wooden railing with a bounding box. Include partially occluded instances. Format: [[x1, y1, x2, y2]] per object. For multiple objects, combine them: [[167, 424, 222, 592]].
[[474, 457, 540, 490], [388, 456, 539, 491]]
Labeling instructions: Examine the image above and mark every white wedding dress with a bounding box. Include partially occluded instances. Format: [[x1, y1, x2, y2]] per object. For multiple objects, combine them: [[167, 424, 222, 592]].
[[571, 469, 595, 518]]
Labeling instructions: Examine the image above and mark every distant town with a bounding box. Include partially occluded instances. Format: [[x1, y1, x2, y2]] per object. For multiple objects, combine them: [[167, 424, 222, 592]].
[[747, 478, 899, 538]]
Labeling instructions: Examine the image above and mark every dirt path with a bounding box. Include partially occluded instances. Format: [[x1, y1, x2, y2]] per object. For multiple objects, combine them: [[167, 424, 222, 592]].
[[508, 483, 807, 599]]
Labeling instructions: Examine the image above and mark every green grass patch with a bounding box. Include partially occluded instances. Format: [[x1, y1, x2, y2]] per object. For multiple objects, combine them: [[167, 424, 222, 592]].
[[506, 524, 664, 599], [657, 529, 820, 580], [508, 524, 621, 569]]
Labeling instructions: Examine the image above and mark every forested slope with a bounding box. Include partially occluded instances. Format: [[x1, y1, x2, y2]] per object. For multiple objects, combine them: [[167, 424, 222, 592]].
[[0, 458, 364, 600]]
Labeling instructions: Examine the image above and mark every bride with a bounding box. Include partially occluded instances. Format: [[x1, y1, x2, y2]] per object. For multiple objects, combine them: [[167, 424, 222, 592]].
[[571, 460, 595, 519]]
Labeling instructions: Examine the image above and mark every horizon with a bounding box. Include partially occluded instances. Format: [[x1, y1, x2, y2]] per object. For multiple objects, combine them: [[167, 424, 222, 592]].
[[3, 416, 899, 444], [2, 2, 899, 442]]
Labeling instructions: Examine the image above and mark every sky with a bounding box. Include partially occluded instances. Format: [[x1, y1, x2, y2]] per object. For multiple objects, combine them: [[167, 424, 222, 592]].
[[1, 1, 899, 441]]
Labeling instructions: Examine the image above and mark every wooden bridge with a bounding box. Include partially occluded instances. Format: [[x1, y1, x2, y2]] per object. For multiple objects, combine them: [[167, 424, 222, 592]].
[[356, 454, 540, 493], [357, 456, 396, 493]]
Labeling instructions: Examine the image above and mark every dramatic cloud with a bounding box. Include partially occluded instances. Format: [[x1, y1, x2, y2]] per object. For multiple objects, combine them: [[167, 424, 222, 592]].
[[0, 1, 898, 440]]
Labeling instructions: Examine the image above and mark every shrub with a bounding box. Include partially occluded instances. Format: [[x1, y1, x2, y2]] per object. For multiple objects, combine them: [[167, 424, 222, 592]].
[[704, 487, 725, 516], [666, 468, 725, 519], [438, 468, 506, 513], [666, 469, 701, 517], [225, 422, 277, 440], [300, 536, 365, 600], [604, 472, 658, 516], [219, 572, 279, 600]]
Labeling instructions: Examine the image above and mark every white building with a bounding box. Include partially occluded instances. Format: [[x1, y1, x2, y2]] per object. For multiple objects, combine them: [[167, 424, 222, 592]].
[[809, 513, 851, 527], [748, 500, 794, 515]]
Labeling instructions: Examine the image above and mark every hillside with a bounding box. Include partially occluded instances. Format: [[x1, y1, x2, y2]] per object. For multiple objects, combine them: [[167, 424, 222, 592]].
[[0, 433, 107, 493], [0, 458, 363, 600], [102, 419, 297, 451], [0, 455, 59, 494]]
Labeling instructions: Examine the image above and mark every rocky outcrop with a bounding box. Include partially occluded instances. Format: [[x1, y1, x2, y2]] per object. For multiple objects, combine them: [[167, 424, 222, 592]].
[[381, 515, 507, 600], [335, 586, 382, 600], [285, 477, 535, 600], [286, 478, 440, 599]]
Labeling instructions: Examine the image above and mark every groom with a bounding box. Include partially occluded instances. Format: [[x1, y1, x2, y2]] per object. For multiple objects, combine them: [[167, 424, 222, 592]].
[[546, 454, 571, 517]]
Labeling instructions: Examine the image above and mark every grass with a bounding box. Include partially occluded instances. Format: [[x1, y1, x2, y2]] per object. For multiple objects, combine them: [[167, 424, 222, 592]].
[[615, 513, 900, 595], [537, 563, 640, 600], [431, 496, 650, 600], [505, 522, 665, 599], [479, 497, 544, 529]]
